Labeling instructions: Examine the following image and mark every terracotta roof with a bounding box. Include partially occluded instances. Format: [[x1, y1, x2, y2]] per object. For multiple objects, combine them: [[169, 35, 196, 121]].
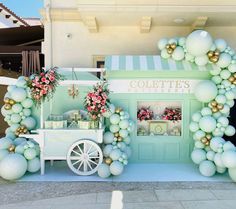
[[0, 3, 29, 26]]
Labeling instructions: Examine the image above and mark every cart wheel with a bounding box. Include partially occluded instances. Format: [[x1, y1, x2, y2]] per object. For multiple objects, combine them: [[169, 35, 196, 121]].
[[67, 140, 103, 175]]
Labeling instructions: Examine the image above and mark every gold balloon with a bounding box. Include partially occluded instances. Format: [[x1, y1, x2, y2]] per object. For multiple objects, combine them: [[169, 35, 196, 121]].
[[205, 141, 210, 146], [212, 107, 219, 113], [228, 76, 235, 83], [206, 134, 212, 140], [214, 50, 220, 56], [201, 137, 207, 143], [210, 101, 217, 107], [170, 43, 176, 49], [23, 129, 28, 134], [233, 80, 236, 85], [217, 104, 224, 110], [8, 144, 15, 153], [234, 73, 236, 78], [4, 104, 12, 110], [105, 158, 112, 165], [117, 137, 123, 142], [9, 99, 16, 105], [114, 132, 119, 137], [167, 48, 173, 54], [207, 51, 214, 58], [4, 98, 10, 104], [165, 44, 171, 49], [210, 56, 219, 63]]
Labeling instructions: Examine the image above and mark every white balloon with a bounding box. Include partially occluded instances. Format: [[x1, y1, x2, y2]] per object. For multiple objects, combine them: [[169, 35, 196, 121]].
[[186, 30, 213, 56]]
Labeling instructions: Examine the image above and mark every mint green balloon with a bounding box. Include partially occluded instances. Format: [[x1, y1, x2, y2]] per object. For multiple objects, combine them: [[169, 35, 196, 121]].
[[14, 138, 27, 146], [103, 132, 114, 144], [10, 124, 20, 132], [199, 160, 216, 177], [98, 163, 111, 178], [109, 149, 122, 161], [194, 81, 217, 103], [201, 107, 212, 116], [189, 122, 199, 132], [0, 150, 9, 161], [0, 153, 27, 180], [119, 120, 129, 129], [192, 112, 202, 122], [220, 70, 231, 79], [222, 151, 236, 168], [27, 157, 40, 173], [24, 148, 37, 160], [172, 46, 185, 61], [21, 117, 36, 130], [12, 104, 23, 114], [225, 125, 236, 136], [217, 53, 232, 68], [199, 116, 216, 133], [15, 145, 25, 154], [110, 161, 124, 176], [193, 130, 206, 141], [11, 88, 27, 102], [211, 76, 222, 84], [22, 98, 34, 109], [191, 149, 206, 164], [229, 167, 236, 182], [103, 145, 113, 157], [110, 124, 120, 133], [228, 63, 236, 73], [110, 114, 120, 125], [158, 38, 168, 50], [10, 114, 21, 124], [119, 129, 128, 138], [0, 137, 13, 150]]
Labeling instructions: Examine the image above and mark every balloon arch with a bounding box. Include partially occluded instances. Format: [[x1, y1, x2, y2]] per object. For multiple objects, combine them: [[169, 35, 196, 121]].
[[158, 30, 236, 181], [1, 30, 236, 181]]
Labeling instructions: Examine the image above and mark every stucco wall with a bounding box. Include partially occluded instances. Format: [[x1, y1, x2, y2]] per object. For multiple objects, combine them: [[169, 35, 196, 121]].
[[44, 21, 236, 68]]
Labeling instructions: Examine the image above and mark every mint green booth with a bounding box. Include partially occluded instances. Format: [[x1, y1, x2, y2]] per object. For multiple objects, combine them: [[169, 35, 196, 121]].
[[105, 55, 218, 163]]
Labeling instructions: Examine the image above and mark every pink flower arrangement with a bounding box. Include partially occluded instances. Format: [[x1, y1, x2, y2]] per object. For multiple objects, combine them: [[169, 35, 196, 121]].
[[137, 107, 153, 121], [84, 82, 110, 121], [28, 67, 62, 106], [162, 107, 182, 121]]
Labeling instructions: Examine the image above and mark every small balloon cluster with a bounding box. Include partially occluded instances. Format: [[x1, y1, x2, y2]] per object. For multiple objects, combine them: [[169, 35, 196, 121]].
[[0, 76, 39, 180], [158, 30, 236, 67], [97, 104, 134, 178], [161, 30, 236, 181], [0, 137, 40, 180]]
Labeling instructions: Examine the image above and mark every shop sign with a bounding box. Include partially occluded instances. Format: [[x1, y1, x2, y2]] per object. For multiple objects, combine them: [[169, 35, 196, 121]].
[[108, 79, 203, 94]]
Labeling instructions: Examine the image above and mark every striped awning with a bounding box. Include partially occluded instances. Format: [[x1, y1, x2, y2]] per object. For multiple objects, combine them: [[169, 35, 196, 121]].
[[105, 55, 220, 71]]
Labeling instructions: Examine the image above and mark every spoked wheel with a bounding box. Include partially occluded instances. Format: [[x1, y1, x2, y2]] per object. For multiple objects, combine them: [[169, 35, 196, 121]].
[[67, 140, 103, 175]]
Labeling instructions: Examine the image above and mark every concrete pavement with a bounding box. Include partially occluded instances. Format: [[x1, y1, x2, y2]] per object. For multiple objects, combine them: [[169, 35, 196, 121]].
[[0, 180, 236, 209]]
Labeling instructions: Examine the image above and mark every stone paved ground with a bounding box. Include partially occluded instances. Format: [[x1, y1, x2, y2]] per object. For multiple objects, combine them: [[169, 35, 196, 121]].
[[0, 179, 236, 209]]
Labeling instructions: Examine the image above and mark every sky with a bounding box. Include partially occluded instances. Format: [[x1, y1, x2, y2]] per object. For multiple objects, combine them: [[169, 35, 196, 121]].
[[1, 0, 43, 18]]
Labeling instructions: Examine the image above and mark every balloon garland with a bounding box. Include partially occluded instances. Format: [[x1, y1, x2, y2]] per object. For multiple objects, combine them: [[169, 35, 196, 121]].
[[98, 104, 134, 178], [0, 76, 40, 180], [158, 30, 236, 181]]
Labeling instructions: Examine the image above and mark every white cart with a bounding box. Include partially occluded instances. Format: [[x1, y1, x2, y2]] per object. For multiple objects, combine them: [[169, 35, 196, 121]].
[[22, 128, 104, 175], [21, 68, 106, 175]]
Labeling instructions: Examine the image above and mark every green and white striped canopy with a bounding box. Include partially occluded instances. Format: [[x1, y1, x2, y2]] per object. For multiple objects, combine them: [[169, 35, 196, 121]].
[[105, 55, 219, 71]]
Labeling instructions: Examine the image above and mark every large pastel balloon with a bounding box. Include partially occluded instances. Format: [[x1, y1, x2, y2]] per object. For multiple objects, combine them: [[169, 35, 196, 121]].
[[110, 124, 120, 133], [109, 149, 122, 161], [172, 46, 185, 61], [210, 137, 225, 152], [194, 81, 217, 103], [223, 141, 236, 152], [201, 107, 212, 116], [22, 98, 34, 109], [98, 163, 111, 178], [191, 149, 206, 164], [11, 88, 27, 102], [110, 114, 120, 125], [0, 153, 27, 180], [27, 157, 40, 173], [186, 30, 213, 56], [195, 55, 208, 66], [103, 145, 113, 157], [224, 125, 236, 136], [157, 38, 168, 50], [110, 161, 124, 176], [199, 160, 216, 177], [103, 132, 114, 144], [228, 168, 236, 182], [0, 137, 13, 149], [0, 149, 9, 161], [23, 109, 31, 117], [24, 148, 37, 160], [21, 117, 36, 130], [12, 104, 23, 114], [199, 116, 216, 133], [215, 39, 227, 52], [10, 114, 21, 124], [217, 53, 232, 68], [119, 130, 128, 138], [192, 112, 202, 122], [119, 120, 129, 130], [214, 153, 225, 168], [221, 151, 236, 168], [189, 122, 199, 132], [14, 137, 27, 146]]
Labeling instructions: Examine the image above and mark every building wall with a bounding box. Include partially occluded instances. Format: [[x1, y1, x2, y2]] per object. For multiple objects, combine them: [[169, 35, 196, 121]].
[[44, 22, 236, 68]]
